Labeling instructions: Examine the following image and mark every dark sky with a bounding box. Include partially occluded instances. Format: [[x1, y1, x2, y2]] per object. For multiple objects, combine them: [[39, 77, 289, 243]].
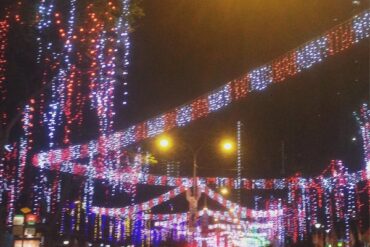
[[113, 0, 369, 178]]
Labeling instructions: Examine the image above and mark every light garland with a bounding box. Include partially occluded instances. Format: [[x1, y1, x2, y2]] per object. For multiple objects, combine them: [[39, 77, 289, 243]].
[[35, 0, 134, 147], [1, 5, 366, 245], [36, 0, 56, 62], [236, 121, 242, 202], [92, 185, 283, 221], [0, 20, 9, 103], [43, 0, 76, 147], [118, 0, 131, 106], [33, 10, 370, 169], [32, 155, 366, 190], [354, 103, 370, 179], [92, 186, 188, 217]]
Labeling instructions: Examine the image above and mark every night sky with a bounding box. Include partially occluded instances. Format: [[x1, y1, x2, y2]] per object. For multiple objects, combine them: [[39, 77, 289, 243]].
[[116, 0, 369, 179]]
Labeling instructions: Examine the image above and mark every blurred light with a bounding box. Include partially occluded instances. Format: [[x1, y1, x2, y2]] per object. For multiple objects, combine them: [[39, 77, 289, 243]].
[[314, 223, 321, 229], [353, 0, 360, 6], [352, 137, 357, 141], [63, 240, 70, 245], [157, 136, 171, 150], [220, 187, 229, 195], [221, 139, 234, 153], [4, 144, 12, 152]]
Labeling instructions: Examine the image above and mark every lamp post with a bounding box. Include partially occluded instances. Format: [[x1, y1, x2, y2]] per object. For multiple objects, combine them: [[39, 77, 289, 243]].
[[156, 135, 235, 232], [157, 136, 234, 197]]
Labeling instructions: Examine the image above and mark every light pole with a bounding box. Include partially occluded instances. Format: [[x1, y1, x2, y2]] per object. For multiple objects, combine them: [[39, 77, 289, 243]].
[[156, 135, 234, 234], [191, 146, 201, 198], [156, 135, 234, 197]]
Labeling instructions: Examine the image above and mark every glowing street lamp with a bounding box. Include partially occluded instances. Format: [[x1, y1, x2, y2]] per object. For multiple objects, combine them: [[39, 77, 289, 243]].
[[220, 187, 229, 195], [155, 134, 235, 230], [157, 136, 171, 151], [221, 139, 234, 153]]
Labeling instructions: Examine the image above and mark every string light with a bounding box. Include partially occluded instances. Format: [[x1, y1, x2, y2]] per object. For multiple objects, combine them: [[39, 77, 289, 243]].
[[354, 103, 370, 179], [1, 4, 368, 245], [34, 10, 370, 167], [0, 21, 9, 103]]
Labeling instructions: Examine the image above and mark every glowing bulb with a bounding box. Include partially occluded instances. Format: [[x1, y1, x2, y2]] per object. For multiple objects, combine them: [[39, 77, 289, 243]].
[[159, 139, 169, 148], [157, 136, 172, 151], [220, 187, 229, 195], [221, 139, 234, 153]]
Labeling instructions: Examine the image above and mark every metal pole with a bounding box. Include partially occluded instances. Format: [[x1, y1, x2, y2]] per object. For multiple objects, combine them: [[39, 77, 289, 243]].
[[193, 152, 197, 197]]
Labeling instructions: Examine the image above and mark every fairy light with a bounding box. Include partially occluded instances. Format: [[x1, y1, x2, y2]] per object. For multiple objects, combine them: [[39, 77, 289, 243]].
[[353, 11, 370, 42], [93, 214, 98, 241], [296, 37, 328, 71], [34, 10, 370, 168], [70, 202, 76, 232], [76, 202, 81, 231], [125, 217, 131, 239], [118, 0, 131, 105], [6, 180, 15, 227], [47, 162, 367, 244], [0, 21, 9, 102], [9, 7, 368, 244], [36, 0, 56, 62], [176, 105, 192, 127], [208, 84, 232, 112], [236, 121, 242, 203], [354, 103, 370, 178], [248, 65, 273, 91], [44, 0, 77, 147], [59, 202, 67, 236]]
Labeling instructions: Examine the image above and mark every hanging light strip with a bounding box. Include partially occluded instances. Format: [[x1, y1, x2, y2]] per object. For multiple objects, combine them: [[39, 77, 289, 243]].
[[92, 186, 283, 220], [32, 155, 366, 190], [91, 186, 188, 217]]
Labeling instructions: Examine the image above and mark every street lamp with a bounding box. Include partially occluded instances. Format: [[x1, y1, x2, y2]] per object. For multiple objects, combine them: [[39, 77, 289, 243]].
[[157, 136, 171, 151], [156, 135, 234, 196], [156, 135, 235, 231], [221, 139, 234, 153], [220, 187, 229, 195]]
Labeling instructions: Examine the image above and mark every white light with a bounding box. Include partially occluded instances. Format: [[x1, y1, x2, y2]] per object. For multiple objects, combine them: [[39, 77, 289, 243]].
[[353, 0, 360, 6], [314, 223, 321, 229], [63, 240, 70, 245], [4, 144, 12, 152], [352, 137, 357, 141]]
